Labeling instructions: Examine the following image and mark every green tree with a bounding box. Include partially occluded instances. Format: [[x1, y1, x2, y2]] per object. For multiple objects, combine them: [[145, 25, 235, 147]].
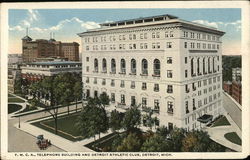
[[99, 92, 110, 109], [122, 105, 141, 131], [141, 134, 170, 152], [109, 109, 123, 132], [116, 133, 141, 152], [14, 78, 22, 95], [73, 81, 82, 112], [181, 132, 198, 152], [156, 125, 169, 138], [75, 104, 109, 140], [168, 127, 186, 152]]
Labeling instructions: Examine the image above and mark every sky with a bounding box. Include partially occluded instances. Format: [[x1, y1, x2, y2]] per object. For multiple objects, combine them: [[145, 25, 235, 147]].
[[8, 8, 241, 55]]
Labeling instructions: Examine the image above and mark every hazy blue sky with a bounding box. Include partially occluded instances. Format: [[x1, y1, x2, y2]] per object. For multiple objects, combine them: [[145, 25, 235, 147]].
[[9, 8, 241, 55]]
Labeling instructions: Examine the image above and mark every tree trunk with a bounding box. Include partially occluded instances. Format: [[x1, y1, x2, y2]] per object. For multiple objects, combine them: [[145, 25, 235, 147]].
[[55, 114, 58, 135], [75, 99, 77, 112], [67, 105, 69, 115]]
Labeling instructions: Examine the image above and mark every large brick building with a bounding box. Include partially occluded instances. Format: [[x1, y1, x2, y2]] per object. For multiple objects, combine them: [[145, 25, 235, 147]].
[[22, 35, 79, 62]]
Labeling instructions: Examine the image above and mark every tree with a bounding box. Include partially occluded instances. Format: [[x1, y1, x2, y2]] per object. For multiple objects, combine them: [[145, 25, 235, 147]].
[[122, 105, 141, 131], [99, 92, 110, 109], [14, 78, 22, 95], [142, 107, 155, 130], [75, 104, 109, 140], [116, 133, 141, 152], [73, 81, 82, 112], [141, 134, 170, 152], [156, 125, 169, 139], [109, 109, 123, 132], [181, 132, 198, 152], [168, 127, 186, 152]]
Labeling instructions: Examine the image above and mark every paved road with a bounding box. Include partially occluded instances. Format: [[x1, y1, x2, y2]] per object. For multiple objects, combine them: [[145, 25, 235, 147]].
[[223, 92, 242, 130], [8, 103, 83, 152]]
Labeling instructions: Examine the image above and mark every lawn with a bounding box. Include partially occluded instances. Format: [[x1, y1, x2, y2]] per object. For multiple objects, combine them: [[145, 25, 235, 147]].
[[32, 113, 83, 141], [8, 97, 25, 103], [16, 105, 37, 114], [212, 116, 230, 127], [8, 104, 22, 114], [224, 132, 242, 145], [85, 132, 121, 152], [8, 94, 15, 97]]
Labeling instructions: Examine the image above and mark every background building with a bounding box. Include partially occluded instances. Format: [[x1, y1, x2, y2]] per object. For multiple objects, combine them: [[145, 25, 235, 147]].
[[21, 60, 82, 83], [232, 67, 241, 81], [79, 14, 225, 131], [8, 54, 23, 64], [8, 64, 22, 93], [22, 34, 79, 62]]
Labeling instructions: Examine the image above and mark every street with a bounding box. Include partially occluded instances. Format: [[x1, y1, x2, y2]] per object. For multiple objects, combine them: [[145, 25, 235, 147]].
[[222, 92, 242, 130], [8, 103, 83, 152]]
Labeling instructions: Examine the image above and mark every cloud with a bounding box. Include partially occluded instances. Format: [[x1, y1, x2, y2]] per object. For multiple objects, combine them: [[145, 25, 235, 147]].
[[192, 20, 219, 28], [192, 19, 241, 32], [9, 25, 24, 31]]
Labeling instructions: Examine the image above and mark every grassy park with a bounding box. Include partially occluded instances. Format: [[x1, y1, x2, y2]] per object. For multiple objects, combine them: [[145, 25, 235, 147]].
[[224, 132, 242, 145], [8, 104, 22, 114], [212, 116, 230, 127], [32, 113, 83, 141], [8, 97, 25, 103]]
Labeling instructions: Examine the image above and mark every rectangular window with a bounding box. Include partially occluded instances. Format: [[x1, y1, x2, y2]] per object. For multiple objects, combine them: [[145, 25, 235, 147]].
[[167, 70, 173, 78], [131, 81, 135, 89], [142, 82, 147, 90], [184, 42, 187, 48], [185, 57, 188, 64], [152, 32, 156, 38], [167, 85, 173, 93], [166, 42, 172, 48], [185, 70, 188, 78], [167, 57, 172, 64], [86, 66, 89, 72], [86, 57, 89, 62], [94, 77, 97, 84], [154, 84, 159, 92], [167, 101, 173, 114], [111, 93, 115, 102], [121, 94, 125, 104], [185, 101, 189, 113], [120, 80, 125, 88], [111, 79, 115, 87], [154, 99, 160, 111], [102, 79, 106, 85], [131, 96, 136, 106], [142, 97, 147, 108], [86, 77, 89, 83]]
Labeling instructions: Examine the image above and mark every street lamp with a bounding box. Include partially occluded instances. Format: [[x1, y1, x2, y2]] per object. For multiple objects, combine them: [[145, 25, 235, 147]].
[[18, 116, 20, 128]]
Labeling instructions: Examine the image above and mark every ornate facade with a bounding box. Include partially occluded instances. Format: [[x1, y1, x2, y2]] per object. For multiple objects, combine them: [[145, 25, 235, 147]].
[[78, 14, 225, 131]]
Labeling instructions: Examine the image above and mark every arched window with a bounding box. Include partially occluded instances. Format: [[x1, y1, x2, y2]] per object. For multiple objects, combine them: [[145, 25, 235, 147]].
[[191, 58, 194, 76], [153, 59, 160, 76], [131, 59, 136, 74], [102, 58, 107, 73], [141, 59, 148, 75], [94, 58, 98, 72], [208, 57, 211, 73], [120, 59, 126, 74], [197, 58, 200, 75], [203, 58, 206, 74], [111, 59, 116, 74]]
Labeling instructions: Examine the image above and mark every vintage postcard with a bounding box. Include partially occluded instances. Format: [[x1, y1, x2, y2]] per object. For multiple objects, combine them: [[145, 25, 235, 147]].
[[1, 1, 249, 159]]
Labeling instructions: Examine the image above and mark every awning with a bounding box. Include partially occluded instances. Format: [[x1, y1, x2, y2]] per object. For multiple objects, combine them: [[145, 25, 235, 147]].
[[197, 114, 213, 123]]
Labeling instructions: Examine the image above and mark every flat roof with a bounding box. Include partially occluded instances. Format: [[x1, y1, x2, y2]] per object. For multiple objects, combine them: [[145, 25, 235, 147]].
[[29, 61, 81, 65], [100, 14, 178, 26]]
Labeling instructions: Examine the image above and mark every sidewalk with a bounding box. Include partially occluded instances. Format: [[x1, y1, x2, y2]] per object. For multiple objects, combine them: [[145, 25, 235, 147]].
[[15, 122, 94, 152], [204, 113, 242, 152]]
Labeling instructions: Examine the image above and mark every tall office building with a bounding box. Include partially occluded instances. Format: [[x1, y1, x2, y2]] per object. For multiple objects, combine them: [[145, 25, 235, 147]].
[[78, 14, 225, 130]]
